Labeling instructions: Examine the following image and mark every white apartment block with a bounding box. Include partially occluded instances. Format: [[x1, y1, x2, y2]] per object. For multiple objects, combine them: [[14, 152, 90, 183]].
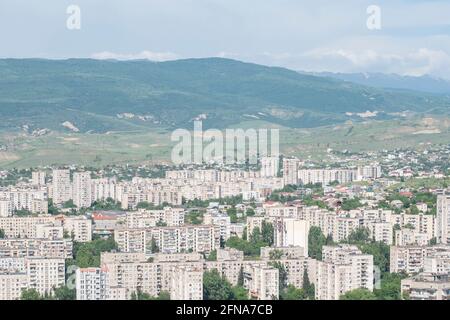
[[26, 257, 65, 295], [244, 264, 279, 300], [391, 245, 450, 275], [0, 216, 58, 239], [0, 238, 72, 259], [170, 265, 203, 300], [32, 171, 46, 186], [203, 213, 231, 242], [356, 165, 382, 181], [73, 172, 92, 208], [114, 225, 220, 254], [0, 273, 27, 300], [395, 228, 429, 246], [283, 158, 299, 186], [298, 169, 356, 186], [437, 192, 450, 244], [76, 267, 108, 300], [401, 273, 450, 300], [52, 169, 72, 205], [36, 223, 64, 240], [260, 157, 279, 178], [316, 245, 374, 300], [125, 208, 185, 228], [62, 216, 92, 242], [390, 246, 427, 274], [0, 188, 48, 214], [0, 257, 26, 273], [0, 200, 12, 217], [273, 218, 309, 256]]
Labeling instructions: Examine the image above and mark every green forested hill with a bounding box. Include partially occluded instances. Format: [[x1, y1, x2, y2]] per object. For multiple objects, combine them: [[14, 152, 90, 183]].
[[0, 57, 449, 133]]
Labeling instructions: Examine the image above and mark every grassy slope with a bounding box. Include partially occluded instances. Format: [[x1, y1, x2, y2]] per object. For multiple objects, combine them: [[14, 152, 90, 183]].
[[1, 116, 450, 168]]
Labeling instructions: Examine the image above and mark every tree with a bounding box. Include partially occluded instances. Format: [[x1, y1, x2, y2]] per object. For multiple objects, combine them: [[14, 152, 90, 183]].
[[152, 291, 170, 300], [269, 249, 283, 260], [232, 286, 248, 300], [237, 266, 244, 287], [261, 221, 274, 245], [20, 288, 41, 300], [308, 226, 327, 260], [250, 226, 262, 243], [185, 210, 203, 225], [341, 197, 363, 211], [206, 250, 217, 261], [374, 272, 408, 300], [245, 208, 255, 217], [130, 289, 151, 300], [203, 269, 234, 300], [150, 237, 159, 253], [347, 227, 371, 244], [302, 270, 315, 300], [340, 288, 377, 300], [358, 241, 390, 273], [0, 229, 5, 239], [280, 285, 304, 300], [53, 285, 76, 300], [73, 236, 118, 268], [63, 199, 76, 209]]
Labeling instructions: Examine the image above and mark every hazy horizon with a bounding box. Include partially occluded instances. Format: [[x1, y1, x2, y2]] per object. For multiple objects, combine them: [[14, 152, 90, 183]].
[[1, 0, 450, 79]]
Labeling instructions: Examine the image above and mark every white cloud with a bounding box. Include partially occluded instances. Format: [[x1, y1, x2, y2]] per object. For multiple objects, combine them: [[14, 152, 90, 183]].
[[298, 47, 450, 78], [91, 51, 179, 62]]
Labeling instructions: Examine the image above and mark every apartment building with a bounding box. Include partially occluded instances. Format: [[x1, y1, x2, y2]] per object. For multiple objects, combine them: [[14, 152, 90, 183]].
[[437, 192, 450, 244], [62, 216, 92, 242], [273, 218, 309, 256], [244, 264, 279, 300], [283, 158, 299, 186], [316, 245, 374, 300], [0, 272, 27, 300], [76, 267, 109, 300], [26, 257, 65, 295], [0, 239, 73, 259], [260, 157, 279, 178], [52, 169, 72, 205], [0, 216, 58, 239], [401, 273, 450, 300], [72, 172, 92, 208], [125, 208, 185, 228], [170, 265, 203, 300], [115, 225, 220, 254], [31, 171, 46, 186]]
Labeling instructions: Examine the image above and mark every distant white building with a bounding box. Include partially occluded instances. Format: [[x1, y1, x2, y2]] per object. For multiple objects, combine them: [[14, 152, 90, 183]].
[[273, 218, 309, 257], [170, 266, 203, 300], [260, 157, 279, 178], [52, 169, 71, 205], [73, 172, 92, 208], [76, 267, 109, 300]]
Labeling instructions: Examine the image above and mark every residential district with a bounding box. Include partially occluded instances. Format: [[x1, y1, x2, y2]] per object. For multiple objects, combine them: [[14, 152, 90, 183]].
[[0, 146, 450, 300]]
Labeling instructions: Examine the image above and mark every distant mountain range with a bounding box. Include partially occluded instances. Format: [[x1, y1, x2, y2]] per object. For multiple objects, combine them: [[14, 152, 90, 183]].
[[1, 58, 450, 133], [310, 71, 450, 95]]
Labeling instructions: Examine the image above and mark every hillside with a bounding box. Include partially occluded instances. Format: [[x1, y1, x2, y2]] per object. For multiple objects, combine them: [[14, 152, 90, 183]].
[[1, 58, 450, 133]]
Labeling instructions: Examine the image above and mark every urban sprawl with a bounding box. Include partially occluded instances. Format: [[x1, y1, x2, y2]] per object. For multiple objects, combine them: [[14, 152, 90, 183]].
[[1, 146, 450, 300]]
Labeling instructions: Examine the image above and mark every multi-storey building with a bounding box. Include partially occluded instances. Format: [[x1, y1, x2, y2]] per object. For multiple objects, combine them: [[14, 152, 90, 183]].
[[170, 266, 203, 300], [73, 172, 92, 208], [76, 267, 109, 300], [316, 245, 374, 300], [26, 257, 65, 295], [52, 169, 72, 205]]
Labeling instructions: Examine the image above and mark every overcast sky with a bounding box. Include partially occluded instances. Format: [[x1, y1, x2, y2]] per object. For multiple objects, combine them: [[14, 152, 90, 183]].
[[1, 0, 450, 78]]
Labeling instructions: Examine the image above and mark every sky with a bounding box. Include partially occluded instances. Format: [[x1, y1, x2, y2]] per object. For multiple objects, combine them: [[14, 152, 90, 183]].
[[1, 0, 450, 78]]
